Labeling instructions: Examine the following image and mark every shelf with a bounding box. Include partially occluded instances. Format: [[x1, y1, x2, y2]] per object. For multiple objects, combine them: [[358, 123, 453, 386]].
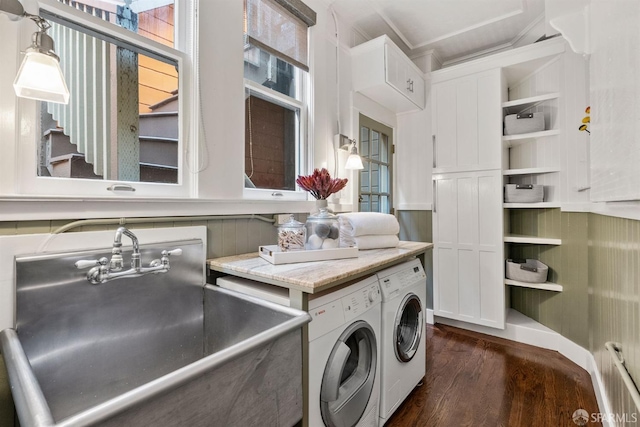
[[504, 202, 561, 208], [502, 129, 560, 143], [505, 278, 563, 292], [504, 234, 562, 245], [503, 167, 560, 176], [502, 93, 560, 113]]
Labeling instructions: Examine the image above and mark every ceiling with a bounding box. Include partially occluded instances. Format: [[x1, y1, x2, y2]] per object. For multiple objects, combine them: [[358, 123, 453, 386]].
[[330, 0, 547, 67]]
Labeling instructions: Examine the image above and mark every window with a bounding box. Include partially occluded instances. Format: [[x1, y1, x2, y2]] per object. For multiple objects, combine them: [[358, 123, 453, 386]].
[[16, 0, 195, 197], [359, 114, 393, 213], [243, 0, 315, 197]]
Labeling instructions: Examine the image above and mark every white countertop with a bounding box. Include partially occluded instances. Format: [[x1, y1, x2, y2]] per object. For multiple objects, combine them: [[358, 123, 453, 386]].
[[208, 241, 433, 294]]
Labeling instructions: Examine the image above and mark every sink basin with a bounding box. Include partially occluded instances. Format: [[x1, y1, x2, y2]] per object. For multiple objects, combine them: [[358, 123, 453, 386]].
[[1, 239, 310, 427]]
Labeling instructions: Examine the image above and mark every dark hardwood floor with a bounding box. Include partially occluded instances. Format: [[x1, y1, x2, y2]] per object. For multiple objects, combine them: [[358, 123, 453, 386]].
[[386, 324, 601, 427]]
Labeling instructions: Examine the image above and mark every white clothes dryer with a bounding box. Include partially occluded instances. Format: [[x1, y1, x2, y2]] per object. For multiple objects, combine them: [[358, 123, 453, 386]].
[[376, 258, 427, 425], [216, 274, 381, 427]]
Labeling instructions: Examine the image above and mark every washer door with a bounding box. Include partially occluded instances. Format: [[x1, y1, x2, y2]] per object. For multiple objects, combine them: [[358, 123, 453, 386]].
[[320, 320, 377, 427], [394, 293, 423, 362]]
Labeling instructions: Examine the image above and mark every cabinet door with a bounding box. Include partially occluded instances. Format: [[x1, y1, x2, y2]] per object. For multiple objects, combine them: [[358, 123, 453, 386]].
[[432, 69, 502, 172], [432, 170, 505, 329], [385, 45, 408, 98]]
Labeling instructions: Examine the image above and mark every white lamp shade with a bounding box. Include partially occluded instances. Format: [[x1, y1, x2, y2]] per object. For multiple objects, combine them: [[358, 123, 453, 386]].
[[13, 51, 70, 104], [345, 153, 364, 170]]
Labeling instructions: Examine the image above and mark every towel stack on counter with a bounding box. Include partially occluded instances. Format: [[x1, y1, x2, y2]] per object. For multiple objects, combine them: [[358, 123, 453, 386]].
[[337, 212, 400, 250]]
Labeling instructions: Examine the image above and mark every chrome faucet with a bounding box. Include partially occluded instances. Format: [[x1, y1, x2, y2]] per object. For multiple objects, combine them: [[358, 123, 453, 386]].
[[75, 227, 182, 284]]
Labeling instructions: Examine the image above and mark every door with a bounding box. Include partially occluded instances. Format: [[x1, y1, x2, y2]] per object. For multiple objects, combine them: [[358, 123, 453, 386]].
[[432, 170, 504, 329], [394, 293, 423, 362], [359, 114, 393, 213], [320, 320, 378, 427], [432, 69, 502, 172]]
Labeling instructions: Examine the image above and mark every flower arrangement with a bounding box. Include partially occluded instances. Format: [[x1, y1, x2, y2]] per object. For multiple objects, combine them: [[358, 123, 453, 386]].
[[296, 168, 348, 200]]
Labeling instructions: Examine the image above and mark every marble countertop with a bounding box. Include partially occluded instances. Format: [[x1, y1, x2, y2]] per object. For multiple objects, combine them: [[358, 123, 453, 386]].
[[208, 241, 433, 294]]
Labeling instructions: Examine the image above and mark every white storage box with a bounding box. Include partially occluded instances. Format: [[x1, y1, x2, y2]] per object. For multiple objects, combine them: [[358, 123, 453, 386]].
[[504, 112, 544, 135], [506, 259, 549, 283], [504, 184, 544, 203]]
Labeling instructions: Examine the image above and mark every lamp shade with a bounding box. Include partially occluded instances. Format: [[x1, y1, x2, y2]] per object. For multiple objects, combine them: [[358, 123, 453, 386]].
[[345, 153, 364, 170], [13, 51, 69, 104]]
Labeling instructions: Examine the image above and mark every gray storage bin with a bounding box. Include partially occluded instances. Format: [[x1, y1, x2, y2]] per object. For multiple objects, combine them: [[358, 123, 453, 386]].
[[505, 112, 544, 135], [504, 184, 544, 203], [506, 259, 549, 283]]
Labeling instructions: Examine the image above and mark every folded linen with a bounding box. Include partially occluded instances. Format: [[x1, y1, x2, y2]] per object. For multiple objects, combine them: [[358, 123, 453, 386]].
[[353, 234, 399, 250], [338, 212, 400, 237]]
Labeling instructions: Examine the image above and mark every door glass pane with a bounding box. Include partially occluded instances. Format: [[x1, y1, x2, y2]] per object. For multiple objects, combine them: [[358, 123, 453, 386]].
[[380, 165, 388, 193], [360, 194, 370, 212], [371, 194, 379, 212], [371, 131, 379, 160], [360, 126, 369, 157], [381, 195, 389, 213], [371, 163, 379, 192], [360, 162, 370, 192], [381, 133, 389, 163]]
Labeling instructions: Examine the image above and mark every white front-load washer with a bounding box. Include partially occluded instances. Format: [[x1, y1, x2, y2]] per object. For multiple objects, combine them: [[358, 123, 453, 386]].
[[376, 258, 427, 425], [216, 274, 381, 427]]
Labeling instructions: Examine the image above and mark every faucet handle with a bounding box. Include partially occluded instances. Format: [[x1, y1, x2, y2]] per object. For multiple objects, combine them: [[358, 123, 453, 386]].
[[75, 257, 109, 269], [162, 248, 183, 257]]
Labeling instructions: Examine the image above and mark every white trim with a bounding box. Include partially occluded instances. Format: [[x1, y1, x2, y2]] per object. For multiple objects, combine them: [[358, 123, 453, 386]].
[[396, 203, 432, 211], [425, 308, 434, 325], [0, 198, 317, 221], [434, 309, 612, 423]]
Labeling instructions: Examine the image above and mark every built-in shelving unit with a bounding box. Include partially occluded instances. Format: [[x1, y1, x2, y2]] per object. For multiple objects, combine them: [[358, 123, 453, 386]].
[[504, 279, 563, 292], [504, 234, 562, 245], [502, 67, 562, 294]]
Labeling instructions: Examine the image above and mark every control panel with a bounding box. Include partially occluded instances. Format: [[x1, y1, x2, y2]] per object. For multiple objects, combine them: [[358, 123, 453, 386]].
[[378, 261, 426, 300], [342, 282, 381, 323]]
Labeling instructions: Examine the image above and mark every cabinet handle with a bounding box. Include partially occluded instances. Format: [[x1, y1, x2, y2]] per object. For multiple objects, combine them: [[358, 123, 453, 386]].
[[406, 79, 411, 91], [432, 180, 437, 213], [409, 80, 414, 93], [432, 135, 437, 168]]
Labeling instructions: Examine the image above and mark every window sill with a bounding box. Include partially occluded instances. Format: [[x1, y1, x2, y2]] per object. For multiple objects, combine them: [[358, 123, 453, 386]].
[[0, 196, 318, 221]]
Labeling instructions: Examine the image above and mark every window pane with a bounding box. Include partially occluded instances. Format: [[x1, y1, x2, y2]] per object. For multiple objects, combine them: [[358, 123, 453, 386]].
[[245, 92, 300, 191], [244, 45, 299, 99], [380, 195, 390, 213], [58, 0, 175, 48], [360, 127, 369, 157], [371, 130, 380, 160], [40, 22, 179, 184]]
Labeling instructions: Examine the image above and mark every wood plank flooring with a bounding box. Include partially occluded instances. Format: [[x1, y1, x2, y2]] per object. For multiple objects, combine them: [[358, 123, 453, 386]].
[[386, 324, 601, 427]]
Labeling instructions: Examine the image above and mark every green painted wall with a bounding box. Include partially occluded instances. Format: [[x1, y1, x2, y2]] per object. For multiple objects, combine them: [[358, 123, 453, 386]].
[[397, 210, 433, 309]]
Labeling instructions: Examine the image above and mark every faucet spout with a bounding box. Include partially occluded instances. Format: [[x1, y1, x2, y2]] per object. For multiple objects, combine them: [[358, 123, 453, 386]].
[[112, 226, 141, 270]]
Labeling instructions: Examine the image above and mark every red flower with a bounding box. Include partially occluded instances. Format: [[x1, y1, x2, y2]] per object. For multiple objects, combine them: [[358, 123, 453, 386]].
[[296, 168, 348, 200]]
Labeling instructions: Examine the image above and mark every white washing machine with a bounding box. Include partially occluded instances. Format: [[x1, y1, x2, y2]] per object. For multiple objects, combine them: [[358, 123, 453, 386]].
[[376, 258, 427, 425], [216, 275, 381, 427]]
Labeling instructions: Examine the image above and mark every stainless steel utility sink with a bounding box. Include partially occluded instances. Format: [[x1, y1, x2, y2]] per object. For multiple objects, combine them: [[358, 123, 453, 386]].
[[1, 238, 310, 427]]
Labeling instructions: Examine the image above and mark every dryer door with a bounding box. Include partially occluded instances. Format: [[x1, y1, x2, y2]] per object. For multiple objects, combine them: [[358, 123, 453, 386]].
[[320, 320, 377, 427], [394, 293, 423, 362]]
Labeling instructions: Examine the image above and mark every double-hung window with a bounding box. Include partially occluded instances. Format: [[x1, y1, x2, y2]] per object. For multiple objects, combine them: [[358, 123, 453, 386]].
[[243, 0, 315, 199], [14, 0, 196, 197]]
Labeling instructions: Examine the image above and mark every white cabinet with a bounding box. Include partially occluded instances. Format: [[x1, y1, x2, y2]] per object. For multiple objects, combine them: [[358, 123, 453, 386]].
[[432, 170, 504, 328], [351, 35, 425, 113], [431, 69, 503, 173]]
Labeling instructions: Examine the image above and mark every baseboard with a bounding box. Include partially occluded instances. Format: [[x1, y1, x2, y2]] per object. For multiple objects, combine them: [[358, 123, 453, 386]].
[[434, 309, 612, 423], [426, 309, 434, 325]]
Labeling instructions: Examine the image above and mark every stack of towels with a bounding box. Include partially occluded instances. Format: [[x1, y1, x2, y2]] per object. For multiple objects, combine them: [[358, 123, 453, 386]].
[[337, 212, 400, 250]]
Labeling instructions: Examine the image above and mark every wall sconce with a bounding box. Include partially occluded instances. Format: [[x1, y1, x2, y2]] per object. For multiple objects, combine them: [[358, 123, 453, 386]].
[[1, 0, 70, 104], [337, 134, 364, 170]]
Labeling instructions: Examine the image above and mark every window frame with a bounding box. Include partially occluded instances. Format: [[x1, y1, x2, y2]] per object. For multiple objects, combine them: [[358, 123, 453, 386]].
[[242, 55, 309, 201], [13, 0, 197, 198], [358, 117, 393, 213]]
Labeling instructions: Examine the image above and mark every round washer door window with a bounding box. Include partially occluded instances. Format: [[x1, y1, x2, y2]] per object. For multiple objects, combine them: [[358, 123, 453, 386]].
[[320, 320, 377, 427], [394, 293, 423, 362]]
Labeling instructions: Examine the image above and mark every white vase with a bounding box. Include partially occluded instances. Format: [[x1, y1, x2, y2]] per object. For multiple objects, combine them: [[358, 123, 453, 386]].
[[312, 199, 329, 215]]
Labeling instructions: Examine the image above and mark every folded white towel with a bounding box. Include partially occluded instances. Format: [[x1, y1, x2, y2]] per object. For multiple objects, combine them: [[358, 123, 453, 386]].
[[353, 235, 399, 250], [338, 212, 399, 237]]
